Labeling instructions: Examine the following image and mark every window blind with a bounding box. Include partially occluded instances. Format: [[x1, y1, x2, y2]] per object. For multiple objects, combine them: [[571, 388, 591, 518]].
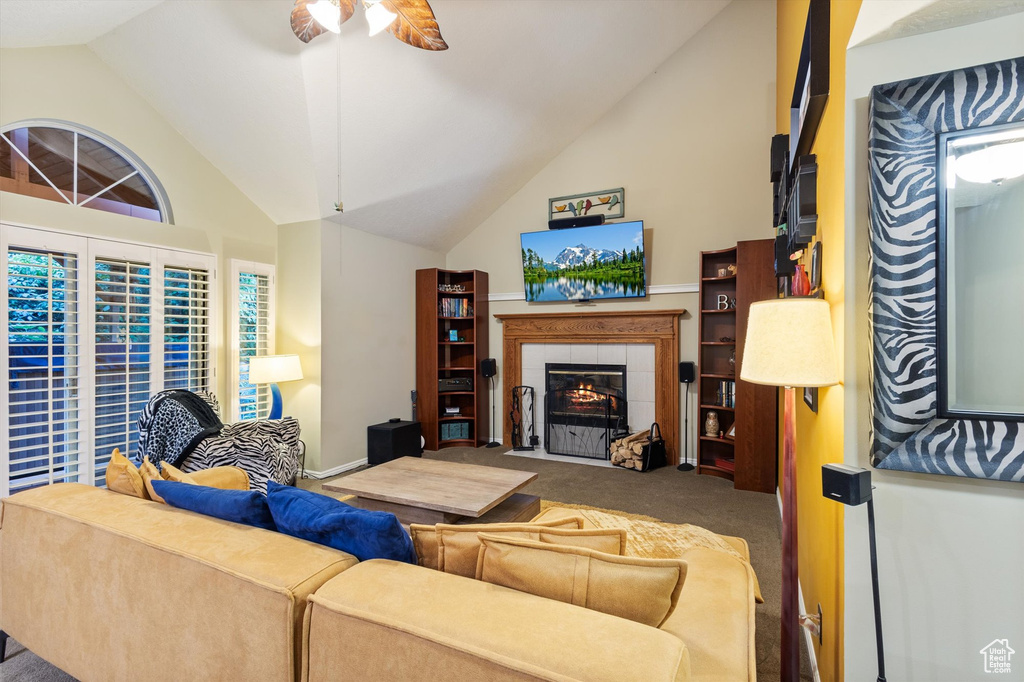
[[237, 271, 271, 421], [93, 258, 151, 484], [3, 225, 218, 496], [6, 247, 82, 495], [163, 265, 211, 392]]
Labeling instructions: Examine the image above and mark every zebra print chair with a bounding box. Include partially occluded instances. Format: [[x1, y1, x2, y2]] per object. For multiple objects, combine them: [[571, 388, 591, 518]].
[[137, 391, 303, 494]]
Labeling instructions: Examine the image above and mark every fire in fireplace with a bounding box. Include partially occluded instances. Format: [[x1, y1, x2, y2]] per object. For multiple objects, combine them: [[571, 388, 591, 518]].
[[545, 363, 627, 459]]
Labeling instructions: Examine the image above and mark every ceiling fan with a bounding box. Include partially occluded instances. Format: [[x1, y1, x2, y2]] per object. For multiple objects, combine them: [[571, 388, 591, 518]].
[[290, 0, 448, 50]]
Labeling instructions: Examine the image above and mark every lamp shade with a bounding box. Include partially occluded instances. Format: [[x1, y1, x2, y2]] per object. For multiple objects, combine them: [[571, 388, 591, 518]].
[[308, 0, 343, 33], [740, 298, 839, 388], [248, 355, 304, 385], [365, 1, 398, 36]]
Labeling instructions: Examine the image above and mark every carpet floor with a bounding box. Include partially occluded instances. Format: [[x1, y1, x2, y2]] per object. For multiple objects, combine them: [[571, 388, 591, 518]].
[[3, 446, 812, 681]]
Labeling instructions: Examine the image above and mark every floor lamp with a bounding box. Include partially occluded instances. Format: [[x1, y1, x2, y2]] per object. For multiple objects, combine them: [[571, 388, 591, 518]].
[[740, 298, 839, 682]]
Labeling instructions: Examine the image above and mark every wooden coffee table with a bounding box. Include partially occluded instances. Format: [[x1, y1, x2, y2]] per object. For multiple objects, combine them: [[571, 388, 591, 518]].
[[322, 457, 540, 525]]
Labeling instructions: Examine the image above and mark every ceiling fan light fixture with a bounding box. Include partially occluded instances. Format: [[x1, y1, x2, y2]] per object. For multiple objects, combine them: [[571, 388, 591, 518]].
[[364, 1, 398, 37], [308, 0, 343, 33]]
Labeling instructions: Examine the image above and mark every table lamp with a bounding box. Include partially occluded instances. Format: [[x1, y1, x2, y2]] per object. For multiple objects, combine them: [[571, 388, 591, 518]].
[[248, 354, 304, 420], [740, 298, 839, 682]]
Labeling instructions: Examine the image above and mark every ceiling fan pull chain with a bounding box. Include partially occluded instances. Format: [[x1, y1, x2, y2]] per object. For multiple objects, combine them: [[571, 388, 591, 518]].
[[335, 32, 344, 213]]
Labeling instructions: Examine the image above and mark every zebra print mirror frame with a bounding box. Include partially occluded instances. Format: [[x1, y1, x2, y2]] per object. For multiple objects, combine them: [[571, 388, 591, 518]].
[[868, 57, 1024, 482]]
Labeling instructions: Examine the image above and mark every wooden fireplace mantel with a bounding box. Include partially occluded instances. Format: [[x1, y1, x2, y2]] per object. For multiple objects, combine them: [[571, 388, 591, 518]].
[[494, 309, 685, 465]]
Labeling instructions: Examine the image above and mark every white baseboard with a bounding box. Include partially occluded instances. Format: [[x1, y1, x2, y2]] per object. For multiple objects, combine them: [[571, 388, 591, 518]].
[[302, 458, 367, 480], [777, 490, 822, 682]]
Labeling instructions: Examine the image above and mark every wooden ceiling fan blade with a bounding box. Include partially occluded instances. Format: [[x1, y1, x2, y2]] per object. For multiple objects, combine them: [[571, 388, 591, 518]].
[[382, 0, 448, 51], [291, 0, 358, 43]]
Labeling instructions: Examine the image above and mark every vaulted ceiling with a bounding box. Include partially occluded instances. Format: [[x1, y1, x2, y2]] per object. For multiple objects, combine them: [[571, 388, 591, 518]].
[[0, 0, 732, 249], [5, 1, 1015, 249]]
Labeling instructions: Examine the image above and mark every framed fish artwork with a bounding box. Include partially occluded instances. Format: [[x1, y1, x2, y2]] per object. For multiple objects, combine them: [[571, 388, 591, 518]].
[[548, 188, 625, 222]]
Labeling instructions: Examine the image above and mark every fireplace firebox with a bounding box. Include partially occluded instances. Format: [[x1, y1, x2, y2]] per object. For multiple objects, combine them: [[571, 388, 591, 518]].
[[544, 363, 627, 459]]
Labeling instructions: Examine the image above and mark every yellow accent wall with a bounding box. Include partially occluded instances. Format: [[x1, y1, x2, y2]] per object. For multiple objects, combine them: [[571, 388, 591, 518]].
[[776, 2, 860, 680]]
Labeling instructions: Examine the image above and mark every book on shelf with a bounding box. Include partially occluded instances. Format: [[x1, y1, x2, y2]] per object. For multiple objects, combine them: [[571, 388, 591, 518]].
[[716, 380, 736, 408], [438, 297, 474, 318]]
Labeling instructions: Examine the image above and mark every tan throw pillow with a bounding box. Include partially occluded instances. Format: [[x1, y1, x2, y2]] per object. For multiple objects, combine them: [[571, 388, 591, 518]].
[[105, 448, 147, 499], [188, 466, 250, 490], [140, 457, 195, 503], [437, 522, 624, 578], [475, 534, 687, 628], [409, 516, 586, 571], [160, 461, 199, 483], [161, 463, 251, 491]]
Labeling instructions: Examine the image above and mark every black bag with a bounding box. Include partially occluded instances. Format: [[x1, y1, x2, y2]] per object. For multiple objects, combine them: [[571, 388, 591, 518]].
[[638, 422, 667, 472]]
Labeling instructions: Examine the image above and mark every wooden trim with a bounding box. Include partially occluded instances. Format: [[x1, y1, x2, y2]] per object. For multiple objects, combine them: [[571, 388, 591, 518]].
[[494, 309, 685, 465]]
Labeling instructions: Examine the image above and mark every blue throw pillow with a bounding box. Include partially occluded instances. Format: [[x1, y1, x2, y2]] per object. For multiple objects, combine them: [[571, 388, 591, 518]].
[[265, 481, 415, 563], [150, 480, 277, 531]]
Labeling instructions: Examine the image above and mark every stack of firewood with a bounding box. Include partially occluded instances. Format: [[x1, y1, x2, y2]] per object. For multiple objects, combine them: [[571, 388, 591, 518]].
[[610, 429, 650, 469]]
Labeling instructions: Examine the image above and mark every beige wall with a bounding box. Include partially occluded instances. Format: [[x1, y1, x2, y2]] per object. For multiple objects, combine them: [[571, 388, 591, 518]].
[[318, 223, 444, 472], [446, 0, 777, 455], [277, 220, 323, 468], [0, 45, 279, 405], [844, 14, 1024, 681]]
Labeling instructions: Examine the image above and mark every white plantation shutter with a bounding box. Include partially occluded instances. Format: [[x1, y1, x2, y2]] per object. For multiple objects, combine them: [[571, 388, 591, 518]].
[[1, 224, 219, 497], [163, 265, 212, 392], [4, 246, 84, 496], [93, 256, 152, 482], [230, 260, 275, 422]]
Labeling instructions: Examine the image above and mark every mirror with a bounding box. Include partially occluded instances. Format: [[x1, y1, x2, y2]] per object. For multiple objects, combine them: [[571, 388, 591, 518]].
[[867, 56, 1024, 483], [939, 123, 1024, 420]]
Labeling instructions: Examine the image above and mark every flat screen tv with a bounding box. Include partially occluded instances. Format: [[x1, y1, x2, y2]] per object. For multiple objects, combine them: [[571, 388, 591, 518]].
[[520, 220, 646, 302]]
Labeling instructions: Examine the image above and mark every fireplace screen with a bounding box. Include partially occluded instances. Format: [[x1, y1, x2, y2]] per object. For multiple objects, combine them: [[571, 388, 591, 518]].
[[545, 363, 627, 459]]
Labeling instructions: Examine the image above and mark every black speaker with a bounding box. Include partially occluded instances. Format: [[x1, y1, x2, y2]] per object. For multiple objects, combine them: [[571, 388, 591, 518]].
[[481, 358, 497, 378], [678, 361, 695, 384], [774, 234, 796, 276], [822, 464, 872, 506], [770, 133, 789, 182], [367, 420, 422, 466], [548, 215, 606, 230]]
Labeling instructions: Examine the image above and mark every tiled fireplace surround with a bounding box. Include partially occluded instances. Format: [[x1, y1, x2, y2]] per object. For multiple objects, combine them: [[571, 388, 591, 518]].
[[521, 343, 656, 456], [495, 310, 684, 465]]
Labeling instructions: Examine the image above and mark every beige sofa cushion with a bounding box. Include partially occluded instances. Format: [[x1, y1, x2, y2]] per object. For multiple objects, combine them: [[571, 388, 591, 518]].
[[476, 533, 687, 628], [304, 559, 690, 682], [437, 523, 624, 578], [532, 504, 764, 603], [1, 483, 358, 682], [661, 547, 758, 682], [409, 515, 584, 571]]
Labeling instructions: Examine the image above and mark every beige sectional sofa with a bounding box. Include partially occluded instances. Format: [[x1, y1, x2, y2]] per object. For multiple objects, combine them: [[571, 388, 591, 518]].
[[0, 483, 756, 681]]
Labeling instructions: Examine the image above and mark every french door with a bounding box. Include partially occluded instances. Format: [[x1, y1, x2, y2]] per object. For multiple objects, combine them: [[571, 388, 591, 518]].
[[1, 224, 217, 497]]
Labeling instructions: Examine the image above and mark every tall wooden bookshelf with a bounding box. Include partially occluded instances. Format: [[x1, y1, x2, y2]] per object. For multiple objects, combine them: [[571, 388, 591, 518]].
[[416, 269, 489, 450], [696, 240, 778, 493]]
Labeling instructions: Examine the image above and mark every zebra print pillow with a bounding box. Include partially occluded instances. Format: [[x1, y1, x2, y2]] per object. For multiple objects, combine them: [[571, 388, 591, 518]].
[[179, 417, 302, 495], [868, 57, 1024, 482]]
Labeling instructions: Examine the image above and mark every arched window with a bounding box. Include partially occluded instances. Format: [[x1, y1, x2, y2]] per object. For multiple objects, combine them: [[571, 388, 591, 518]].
[[0, 120, 172, 223]]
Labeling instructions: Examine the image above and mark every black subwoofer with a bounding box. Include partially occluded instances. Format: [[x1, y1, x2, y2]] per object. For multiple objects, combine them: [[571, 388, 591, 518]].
[[367, 420, 422, 466]]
